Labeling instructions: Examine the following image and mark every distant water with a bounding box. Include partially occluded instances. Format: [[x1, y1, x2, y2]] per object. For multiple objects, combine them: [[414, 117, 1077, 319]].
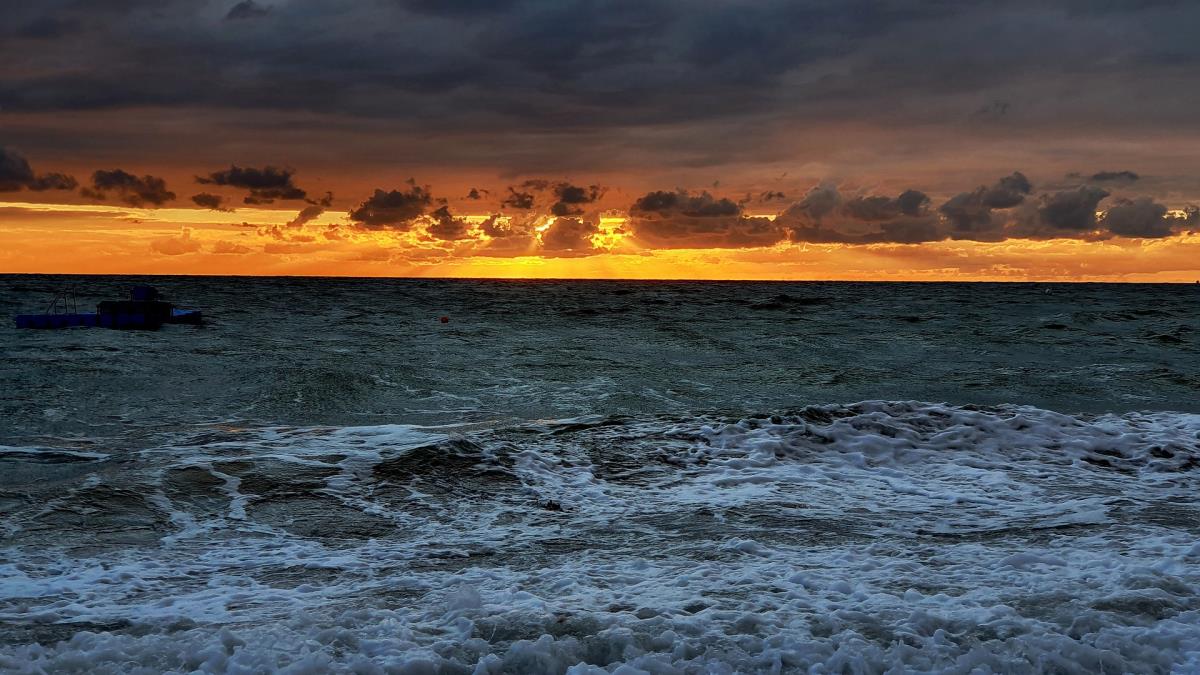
[[2, 275, 1199, 673]]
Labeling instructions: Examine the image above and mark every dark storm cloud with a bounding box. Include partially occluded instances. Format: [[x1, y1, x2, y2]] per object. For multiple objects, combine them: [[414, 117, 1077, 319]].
[[471, 0, 675, 84], [0, 1, 1196, 132], [633, 190, 740, 217], [1035, 186, 1110, 232], [938, 192, 991, 233], [867, 218, 943, 244], [540, 217, 600, 256], [550, 183, 604, 216], [769, 177, 1196, 245], [7, 0, 1200, 259], [772, 176, 1187, 244], [757, 190, 788, 203], [555, 184, 603, 205], [17, 16, 83, 39], [985, 173, 1033, 208], [348, 183, 433, 229], [938, 172, 1032, 236], [225, 1, 271, 20], [0, 149, 39, 191], [1090, 170, 1140, 183], [843, 190, 930, 221], [466, 188, 487, 200], [0, 147, 76, 192], [425, 205, 475, 241], [779, 185, 942, 244], [628, 190, 785, 249], [4, 0, 1200, 181], [501, 188, 535, 210], [258, 203, 325, 239], [788, 218, 942, 245], [896, 190, 931, 216], [498, 180, 605, 216], [197, 166, 307, 204], [191, 192, 229, 211], [398, 0, 522, 16], [28, 173, 78, 191], [287, 204, 324, 228], [780, 185, 841, 224], [1099, 197, 1173, 238], [82, 169, 175, 207]]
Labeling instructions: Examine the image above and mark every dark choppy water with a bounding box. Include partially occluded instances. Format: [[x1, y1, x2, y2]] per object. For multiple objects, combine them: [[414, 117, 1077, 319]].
[[2, 276, 1199, 673]]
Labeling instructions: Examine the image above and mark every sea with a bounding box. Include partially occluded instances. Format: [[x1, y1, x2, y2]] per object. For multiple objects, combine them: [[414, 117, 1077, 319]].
[[1, 275, 1198, 673]]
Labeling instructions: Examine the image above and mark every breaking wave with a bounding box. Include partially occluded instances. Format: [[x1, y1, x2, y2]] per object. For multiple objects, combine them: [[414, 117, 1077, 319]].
[[3, 401, 1200, 673]]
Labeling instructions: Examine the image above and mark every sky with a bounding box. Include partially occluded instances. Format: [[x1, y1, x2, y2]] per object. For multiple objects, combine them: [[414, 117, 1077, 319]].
[[2, 0, 1200, 281]]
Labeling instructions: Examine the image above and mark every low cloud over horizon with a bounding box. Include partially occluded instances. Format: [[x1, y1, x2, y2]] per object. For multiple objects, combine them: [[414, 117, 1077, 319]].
[[3, 144, 1196, 262]]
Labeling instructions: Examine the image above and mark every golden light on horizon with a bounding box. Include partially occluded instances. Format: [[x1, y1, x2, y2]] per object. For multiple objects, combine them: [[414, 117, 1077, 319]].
[[1, 200, 1198, 282]]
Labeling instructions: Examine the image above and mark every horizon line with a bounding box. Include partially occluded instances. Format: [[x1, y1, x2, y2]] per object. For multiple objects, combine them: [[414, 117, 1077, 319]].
[[2, 271, 1197, 285]]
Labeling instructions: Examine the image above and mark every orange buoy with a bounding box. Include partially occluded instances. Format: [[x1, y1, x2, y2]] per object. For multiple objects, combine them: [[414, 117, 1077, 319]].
[[439, 316, 449, 323]]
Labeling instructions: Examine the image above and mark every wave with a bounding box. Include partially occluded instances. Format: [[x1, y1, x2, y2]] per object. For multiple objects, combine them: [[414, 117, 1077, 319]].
[[2, 402, 1199, 672]]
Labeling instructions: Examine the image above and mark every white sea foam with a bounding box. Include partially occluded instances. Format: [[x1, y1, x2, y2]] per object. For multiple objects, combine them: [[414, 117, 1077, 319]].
[[2, 402, 1199, 673], [0, 445, 110, 461]]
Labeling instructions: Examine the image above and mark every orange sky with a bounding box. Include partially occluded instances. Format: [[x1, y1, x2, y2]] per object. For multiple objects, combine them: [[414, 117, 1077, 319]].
[[3, 199, 1198, 282]]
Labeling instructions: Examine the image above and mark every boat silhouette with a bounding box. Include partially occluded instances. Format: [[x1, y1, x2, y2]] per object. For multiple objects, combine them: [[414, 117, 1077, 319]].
[[14, 285, 202, 330]]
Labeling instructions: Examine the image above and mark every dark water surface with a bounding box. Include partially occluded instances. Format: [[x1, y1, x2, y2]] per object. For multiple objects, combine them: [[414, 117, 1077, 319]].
[[2, 276, 1197, 444], [2, 276, 1199, 673]]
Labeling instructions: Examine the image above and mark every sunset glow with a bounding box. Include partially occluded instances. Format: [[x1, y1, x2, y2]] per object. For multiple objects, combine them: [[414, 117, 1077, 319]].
[[7, 204, 1200, 287], [3, 199, 1198, 282], [2, 1, 1199, 282]]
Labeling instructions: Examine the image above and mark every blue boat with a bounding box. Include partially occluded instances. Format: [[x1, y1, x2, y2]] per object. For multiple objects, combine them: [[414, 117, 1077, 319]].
[[15, 286, 202, 330]]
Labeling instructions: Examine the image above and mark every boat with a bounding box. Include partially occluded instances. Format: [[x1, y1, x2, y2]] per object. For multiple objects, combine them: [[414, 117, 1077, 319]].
[[15, 286, 203, 330]]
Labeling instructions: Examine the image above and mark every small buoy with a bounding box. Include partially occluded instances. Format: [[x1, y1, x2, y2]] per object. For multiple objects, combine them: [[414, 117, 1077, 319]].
[[439, 316, 449, 323]]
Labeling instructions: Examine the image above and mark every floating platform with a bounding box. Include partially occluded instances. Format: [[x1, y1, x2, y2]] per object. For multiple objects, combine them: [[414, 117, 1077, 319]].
[[14, 286, 202, 330]]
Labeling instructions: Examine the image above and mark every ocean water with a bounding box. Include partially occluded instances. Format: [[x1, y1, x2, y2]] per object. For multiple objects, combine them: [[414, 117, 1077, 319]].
[[1, 275, 1198, 673]]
